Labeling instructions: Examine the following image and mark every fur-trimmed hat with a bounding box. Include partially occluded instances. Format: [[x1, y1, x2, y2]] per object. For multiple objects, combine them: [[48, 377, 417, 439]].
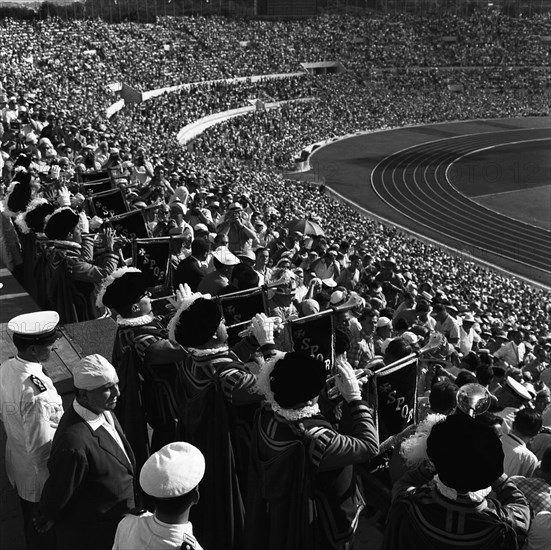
[[43, 207, 80, 240], [426, 414, 503, 492], [169, 297, 222, 348], [96, 267, 148, 310], [13, 153, 32, 171], [15, 198, 55, 234], [2, 172, 32, 217], [270, 352, 327, 408]]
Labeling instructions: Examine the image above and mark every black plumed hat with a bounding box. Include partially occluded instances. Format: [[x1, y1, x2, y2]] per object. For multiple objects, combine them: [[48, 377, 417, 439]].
[[98, 268, 149, 310], [14, 154, 32, 170], [426, 414, 503, 492], [271, 352, 327, 408], [171, 298, 222, 348], [16, 198, 55, 234], [43, 207, 80, 240], [3, 172, 32, 217]]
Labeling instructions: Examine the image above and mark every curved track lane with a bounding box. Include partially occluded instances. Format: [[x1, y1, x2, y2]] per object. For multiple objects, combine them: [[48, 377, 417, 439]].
[[371, 128, 551, 275]]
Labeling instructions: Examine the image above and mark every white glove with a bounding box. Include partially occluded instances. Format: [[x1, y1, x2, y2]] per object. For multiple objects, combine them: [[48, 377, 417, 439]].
[[57, 185, 71, 207], [70, 193, 85, 208], [250, 313, 275, 346], [89, 216, 103, 232], [50, 165, 61, 181], [334, 360, 362, 403], [78, 211, 90, 234]]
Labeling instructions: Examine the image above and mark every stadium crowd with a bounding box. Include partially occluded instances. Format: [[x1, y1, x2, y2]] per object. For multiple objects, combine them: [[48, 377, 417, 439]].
[[0, 9, 550, 550]]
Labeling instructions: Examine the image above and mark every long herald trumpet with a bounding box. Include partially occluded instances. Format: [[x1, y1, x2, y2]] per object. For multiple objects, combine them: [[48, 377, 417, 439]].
[[326, 332, 447, 399], [149, 274, 301, 304], [232, 291, 364, 332]]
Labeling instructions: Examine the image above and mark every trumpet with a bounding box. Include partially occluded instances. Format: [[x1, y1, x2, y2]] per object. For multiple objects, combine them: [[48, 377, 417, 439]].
[[149, 276, 298, 305], [235, 317, 283, 337], [456, 383, 491, 417], [326, 332, 447, 399]]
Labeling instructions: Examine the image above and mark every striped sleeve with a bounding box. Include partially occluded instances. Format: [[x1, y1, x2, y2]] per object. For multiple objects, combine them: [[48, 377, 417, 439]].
[[218, 363, 262, 405], [492, 476, 531, 535], [134, 333, 162, 362], [306, 401, 379, 472]]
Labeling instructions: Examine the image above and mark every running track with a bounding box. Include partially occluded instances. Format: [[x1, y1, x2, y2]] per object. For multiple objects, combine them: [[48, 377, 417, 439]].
[[370, 127, 551, 278]]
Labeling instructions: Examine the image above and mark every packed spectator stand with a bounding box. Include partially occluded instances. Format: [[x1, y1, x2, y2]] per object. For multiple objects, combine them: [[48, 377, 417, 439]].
[[1, 8, 551, 550]]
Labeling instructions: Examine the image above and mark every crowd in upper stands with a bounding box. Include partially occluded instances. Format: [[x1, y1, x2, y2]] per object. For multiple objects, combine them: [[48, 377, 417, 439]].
[[1, 11, 550, 325], [1, 9, 551, 550]]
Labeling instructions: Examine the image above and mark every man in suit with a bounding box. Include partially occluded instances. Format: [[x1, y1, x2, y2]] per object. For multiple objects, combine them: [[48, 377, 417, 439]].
[[173, 238, 210, 292], [35, 354, 137, 550]]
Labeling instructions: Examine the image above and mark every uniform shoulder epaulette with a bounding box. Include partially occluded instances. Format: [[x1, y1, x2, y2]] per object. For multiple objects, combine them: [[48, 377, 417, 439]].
[[29, 375, 47, 393], [126, 507, 147, 516], [180, 532, 200, 550]]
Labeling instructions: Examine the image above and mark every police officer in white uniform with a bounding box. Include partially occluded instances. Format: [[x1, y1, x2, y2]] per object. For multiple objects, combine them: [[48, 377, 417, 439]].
[[112, 442, 205, 550], [0, 310, 63, 549]]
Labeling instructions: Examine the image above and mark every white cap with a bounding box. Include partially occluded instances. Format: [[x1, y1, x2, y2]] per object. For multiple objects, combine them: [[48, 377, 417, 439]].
[[329, 290, 346, 306], [462, 313, 476, 323], [73, 354, 118, 390], [194, 223, 209, 233], [212, 246, 240, 266], [321, 277, 337, 288], [8, 311, 59, 341], [237, 249, 256, 262], [505, 376, 532, 401], [140, 442, 205, 498], [402, 331, 421, 345], [376, 317, 392, 329]]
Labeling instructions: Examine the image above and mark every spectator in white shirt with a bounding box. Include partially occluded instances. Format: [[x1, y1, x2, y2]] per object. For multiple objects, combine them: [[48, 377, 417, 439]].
[[502, 408, 542, 477]]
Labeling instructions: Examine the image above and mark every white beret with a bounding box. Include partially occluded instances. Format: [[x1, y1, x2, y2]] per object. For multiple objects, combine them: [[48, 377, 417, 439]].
[[140, 442, 205, 498], [73, 354, 118, 390]]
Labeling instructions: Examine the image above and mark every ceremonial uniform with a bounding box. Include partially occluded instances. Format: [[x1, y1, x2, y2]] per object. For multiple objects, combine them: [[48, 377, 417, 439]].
[[384, 414, 530, 550], [1, 311, 62, 550], [181, 338, 270, 550], [112, 314, 186, 463], [0, 356, 63, 502], [42, 235, 118, 323], [170, 297, 277, 550], [246, 400, 379, 550], [385, 472, 530, 550]]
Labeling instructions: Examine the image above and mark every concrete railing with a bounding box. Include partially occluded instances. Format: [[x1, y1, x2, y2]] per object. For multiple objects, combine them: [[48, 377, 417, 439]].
[[177, 97, 316, 145], [105, 72, 306, 118]]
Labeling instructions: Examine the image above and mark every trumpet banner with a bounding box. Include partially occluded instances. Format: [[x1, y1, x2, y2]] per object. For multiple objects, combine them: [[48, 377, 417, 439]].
[[375, 361, 418, 441], [287, 313, 334, 368], [217, 288, 268, 346], [133, 238, 172, 293]]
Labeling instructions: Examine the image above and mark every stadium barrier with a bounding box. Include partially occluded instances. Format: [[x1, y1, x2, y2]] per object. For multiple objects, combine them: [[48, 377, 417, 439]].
[[176, 97, 317, 145]]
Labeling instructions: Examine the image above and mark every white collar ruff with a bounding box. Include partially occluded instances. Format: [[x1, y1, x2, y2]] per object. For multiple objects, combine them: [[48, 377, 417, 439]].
[[188, 345, 229, 357], [435, 475, 491, 503], [116, 313, 155, 327], [273, 402, 320, 422], [52, 239, 81, 250], [255, 351, 321, 421]]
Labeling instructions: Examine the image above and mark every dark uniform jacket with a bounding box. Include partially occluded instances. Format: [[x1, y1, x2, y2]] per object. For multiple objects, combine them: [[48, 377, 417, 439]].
[[245, 399, 379, 550], [42, 235, 118, 323]]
